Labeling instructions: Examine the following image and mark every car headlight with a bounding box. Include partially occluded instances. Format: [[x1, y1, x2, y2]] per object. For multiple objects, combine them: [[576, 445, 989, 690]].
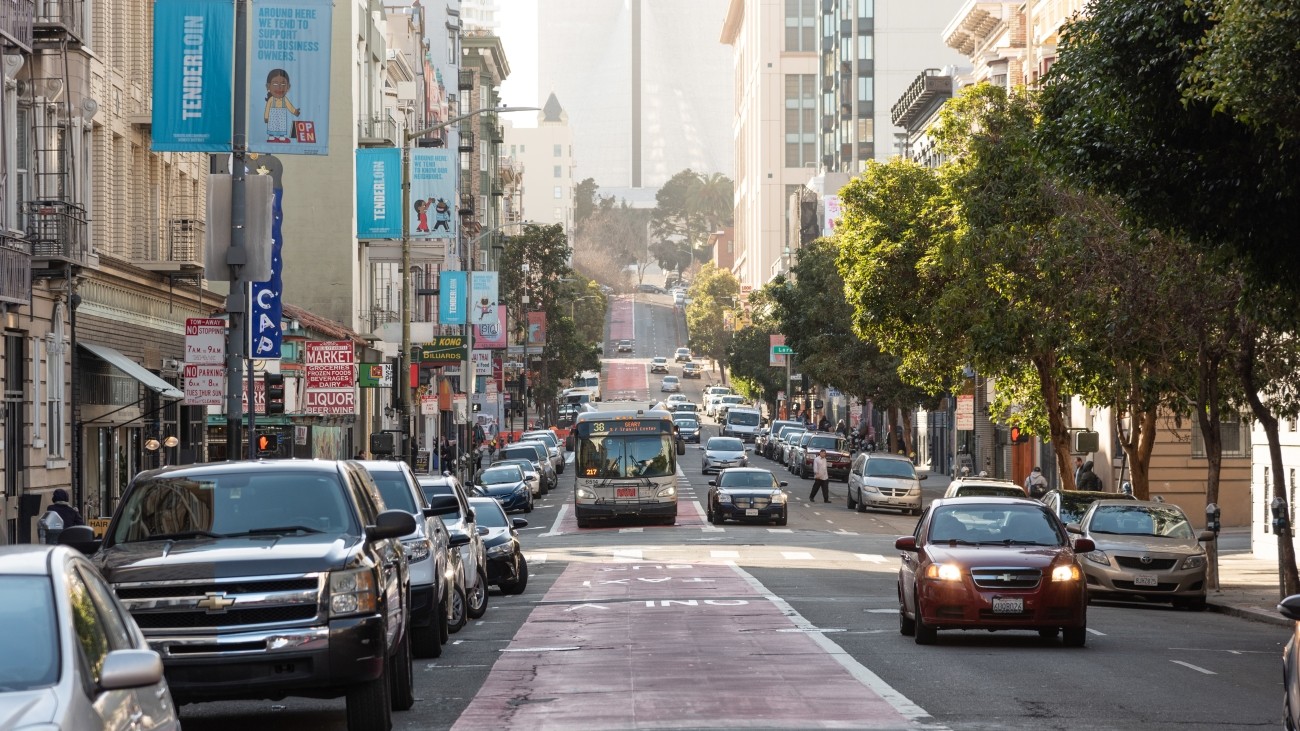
[[329, 567, 378, 617], [717, 492, 732, 504], [924, 563, 962, 581], [739, 457, 748, 466], [1051, 564, 1080, 582], [771, 491, 787, 503], [1083, 550, 1110, 566], [657, 484, 676, 498], [487, 542, 513, 558], [861, 483, 880, 493], [402, 538, 432, 563], [576, 487, 597, 499], [1181, 554, 1206, 570], [515, 484, 531, 495]]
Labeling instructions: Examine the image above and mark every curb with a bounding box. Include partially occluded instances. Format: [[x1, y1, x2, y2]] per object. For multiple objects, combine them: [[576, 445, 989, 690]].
[[1206, 600, 1290, 628]]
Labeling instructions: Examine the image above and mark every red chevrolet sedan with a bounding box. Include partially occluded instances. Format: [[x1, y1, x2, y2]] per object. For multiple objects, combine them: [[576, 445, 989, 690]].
[[895, 496, 1095, 646]]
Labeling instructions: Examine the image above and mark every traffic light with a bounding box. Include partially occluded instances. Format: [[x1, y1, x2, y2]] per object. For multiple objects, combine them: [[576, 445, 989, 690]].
[[1010, 426, 1029, 444], [264, 372, 285, 414], [256, 433, 279, 452]]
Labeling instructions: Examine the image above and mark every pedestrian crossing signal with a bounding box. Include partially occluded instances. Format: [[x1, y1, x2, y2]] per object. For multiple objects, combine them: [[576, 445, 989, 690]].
[[1010, 426, 1029, 444], [257, 433, 279, 452]]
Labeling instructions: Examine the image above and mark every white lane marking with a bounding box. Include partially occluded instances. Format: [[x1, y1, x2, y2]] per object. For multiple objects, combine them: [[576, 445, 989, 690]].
[[711, 550, 740, 558], [1171, 660, 1216, 675], [541, 504, 569, 537], [501, 646, 582, 652], [728, 563, 941, 725], [866, 608, 897, 614], [826, 519, 835, 524], [1087, 628, 1105, 636], [611, 548, 643, 560], [768, 528, 793, 534], [782, 551, 814, 561], [856, 554, 887, 563], [619, 527, 644, 533], [695, 500, 724, 532], [525, 553, 546, 565], [835, 529, 860, 536]]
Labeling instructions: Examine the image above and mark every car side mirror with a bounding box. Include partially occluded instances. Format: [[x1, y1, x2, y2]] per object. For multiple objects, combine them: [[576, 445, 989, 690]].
[[1280, 594, 1300, 621], [919, 474, 928, 481], [366, 509, 417, 541], [1072, 538, 1096, 554], [779, 481, 788, 487], [677, 440, 686, 456], [478, 526, 490, 536], [1065, 522, 1083, 534], [1198, 530, 1216, 542], [512, 518, 529, 530], [894, 536, 917, 552], [707, 480, 716, 486], [98, 649, 165, 691], [58, 524, 102, 555], [448, 533, 471, 548]]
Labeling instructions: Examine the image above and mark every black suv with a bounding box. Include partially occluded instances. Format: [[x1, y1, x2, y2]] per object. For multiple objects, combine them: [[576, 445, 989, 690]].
[[65, 460, 418, 731]]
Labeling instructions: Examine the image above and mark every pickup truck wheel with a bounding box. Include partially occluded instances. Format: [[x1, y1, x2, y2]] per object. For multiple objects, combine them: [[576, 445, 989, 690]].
[[346, 671, 391, 731], [467, 568, 489, 619], [448, 584, 467, 634], [501, 554, 529, 595], [414, 619, 441, 659], [389, 628, 415, 711], [437, 591, 450, 644]]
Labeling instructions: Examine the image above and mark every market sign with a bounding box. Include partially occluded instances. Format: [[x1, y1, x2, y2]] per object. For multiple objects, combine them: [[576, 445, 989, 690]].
[[304, 340, 355, 414], [420, 335, 467, 364]]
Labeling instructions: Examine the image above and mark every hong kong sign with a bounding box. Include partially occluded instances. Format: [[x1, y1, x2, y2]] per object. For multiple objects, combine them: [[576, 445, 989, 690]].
[[419, 335, 468, 364]]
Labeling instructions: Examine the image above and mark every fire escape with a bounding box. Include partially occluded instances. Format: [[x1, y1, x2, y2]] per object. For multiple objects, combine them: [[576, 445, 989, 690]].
[[0, 0, 35, 305]]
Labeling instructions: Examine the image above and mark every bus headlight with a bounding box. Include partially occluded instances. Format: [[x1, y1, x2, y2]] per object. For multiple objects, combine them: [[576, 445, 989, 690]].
[[656, 485, 676, 498], [576, 487, 597, 499]]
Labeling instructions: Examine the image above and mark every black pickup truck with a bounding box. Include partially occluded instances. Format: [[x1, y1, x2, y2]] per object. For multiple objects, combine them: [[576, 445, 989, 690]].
[[62, 459, 418, 731]]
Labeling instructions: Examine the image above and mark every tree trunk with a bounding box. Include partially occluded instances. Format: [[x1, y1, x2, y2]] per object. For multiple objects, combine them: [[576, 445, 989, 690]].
[[900, 407, 915, 460], [1238, 335, 1300, 598], [1033, 353, 1076, 490]]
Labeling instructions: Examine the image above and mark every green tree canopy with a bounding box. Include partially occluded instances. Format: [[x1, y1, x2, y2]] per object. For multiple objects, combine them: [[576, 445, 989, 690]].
[[685, 263, 739, 372]]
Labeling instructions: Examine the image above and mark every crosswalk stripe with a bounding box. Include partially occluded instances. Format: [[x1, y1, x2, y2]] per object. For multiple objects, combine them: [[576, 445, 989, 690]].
[[711, 550, 740, 558], [855, 554, 887, 563], [782, 551, 814, 560]]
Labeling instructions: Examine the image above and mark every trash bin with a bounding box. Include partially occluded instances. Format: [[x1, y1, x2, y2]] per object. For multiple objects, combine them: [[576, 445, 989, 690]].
[[38, 510, 64, 545]]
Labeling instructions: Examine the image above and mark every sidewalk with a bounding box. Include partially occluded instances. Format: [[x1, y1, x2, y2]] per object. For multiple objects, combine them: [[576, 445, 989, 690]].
[[1209, 530, 1290, 627]]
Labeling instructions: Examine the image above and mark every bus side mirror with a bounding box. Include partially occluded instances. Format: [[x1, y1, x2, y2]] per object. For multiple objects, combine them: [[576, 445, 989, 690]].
[[677, 438, 685, 456]]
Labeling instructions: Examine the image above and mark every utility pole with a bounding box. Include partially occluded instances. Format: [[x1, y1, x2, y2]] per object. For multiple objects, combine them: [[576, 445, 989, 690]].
[[226, 0, 250, 461]]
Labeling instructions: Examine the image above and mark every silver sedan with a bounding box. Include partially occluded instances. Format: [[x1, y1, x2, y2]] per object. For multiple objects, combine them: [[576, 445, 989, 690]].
[[700, 436, 749, 474]]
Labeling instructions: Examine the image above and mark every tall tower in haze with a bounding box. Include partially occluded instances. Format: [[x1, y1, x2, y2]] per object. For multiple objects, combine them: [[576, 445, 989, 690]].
[[536, 0, 733, 194]]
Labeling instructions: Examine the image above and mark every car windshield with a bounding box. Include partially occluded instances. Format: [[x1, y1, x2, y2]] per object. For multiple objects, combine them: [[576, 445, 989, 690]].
[[0, 575, 59, 691], [808, 435, 845, 451], [469, 499, 509, 528], [708, 437, 745, 452], [718, 471, 778, 489], [723, 396, 745, 404], [675, 418, 699, 429], [955, 485, 1024, 498], [1088, 505, 1195, 538], [524, 432, 558, 447], [482, 467, 523, 484], [367, 470, 418, 513], [112, 470, 357, 543], [929, 505, 1063, 546], [1057, 492, 1123, 524], [499, 447, 541, 463], [728, 411, 761, 426], [653, 358, 666, 364], [782, 429, 805, 443], [493, 459, 536, 475], [864, 459, 917, 479]]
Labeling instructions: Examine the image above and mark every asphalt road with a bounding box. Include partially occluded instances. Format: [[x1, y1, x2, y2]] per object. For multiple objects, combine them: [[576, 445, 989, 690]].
[[178, 292, 1288, 730]]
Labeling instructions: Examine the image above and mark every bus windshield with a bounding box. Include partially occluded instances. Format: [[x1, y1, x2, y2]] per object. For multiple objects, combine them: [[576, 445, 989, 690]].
[[577, 434, 675, 479]]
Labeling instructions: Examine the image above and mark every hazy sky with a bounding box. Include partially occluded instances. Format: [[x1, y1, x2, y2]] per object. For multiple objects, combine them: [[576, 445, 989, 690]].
[[497, 0, 539, 126]]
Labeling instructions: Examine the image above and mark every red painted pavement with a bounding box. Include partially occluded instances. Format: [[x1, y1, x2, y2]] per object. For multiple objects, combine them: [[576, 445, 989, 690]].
[[452, 561, 920, 730], [603, 361, 649, 403], [555, 493, 707, 534], [610, 296, 636, 341]]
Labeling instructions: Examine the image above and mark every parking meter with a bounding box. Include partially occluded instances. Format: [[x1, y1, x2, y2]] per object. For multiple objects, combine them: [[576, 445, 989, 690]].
[[1273, 497, 1290, 533], [1205, 502, 1221, 534], [37, 509, 64, 545]]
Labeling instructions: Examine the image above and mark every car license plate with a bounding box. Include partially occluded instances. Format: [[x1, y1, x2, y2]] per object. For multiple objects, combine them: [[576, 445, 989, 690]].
[[745, 508, 758, 516], [992, 596, 1023, 614], [1134, 574, 1158, 587], [616, 487, 637, 498]]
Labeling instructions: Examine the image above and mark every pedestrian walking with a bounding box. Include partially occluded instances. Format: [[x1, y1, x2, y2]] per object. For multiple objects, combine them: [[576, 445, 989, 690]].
[[809, 449, 831, 503], [47, 489, 85, 528], [1024, 466, 1048, 498], [1077, 460, 1102, 491], [1073, 456, 1085, 485]]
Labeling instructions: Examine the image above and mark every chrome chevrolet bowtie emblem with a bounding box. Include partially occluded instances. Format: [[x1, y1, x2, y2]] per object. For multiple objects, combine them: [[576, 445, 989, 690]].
[[196, 591, 236, 613], [999, 573, 1013, 582]]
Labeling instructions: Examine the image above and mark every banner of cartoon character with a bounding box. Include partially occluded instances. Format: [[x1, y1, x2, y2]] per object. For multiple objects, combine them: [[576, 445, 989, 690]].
[[475, 306, 508, 348], [469, 272, 499, 327], [249, 0, 332, 155], [409, 149, 457, 239]]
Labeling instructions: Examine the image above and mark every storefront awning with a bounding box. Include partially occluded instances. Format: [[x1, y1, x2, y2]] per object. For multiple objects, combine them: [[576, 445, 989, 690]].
[[79, 343, 183, 400]]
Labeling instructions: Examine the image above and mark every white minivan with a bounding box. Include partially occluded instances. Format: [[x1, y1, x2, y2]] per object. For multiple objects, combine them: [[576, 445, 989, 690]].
[[722, 407, 763, 442]]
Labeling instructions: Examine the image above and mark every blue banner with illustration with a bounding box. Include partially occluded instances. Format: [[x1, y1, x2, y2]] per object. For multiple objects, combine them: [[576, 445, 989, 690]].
[[356, 148, 401, 239], [251, 186, 285, 358], [151, 0, 234, 151], [439, 270, 466, 326], [409, 149, 457, 239], [249, 0, 332, 155], [470, 272, 499, 328]]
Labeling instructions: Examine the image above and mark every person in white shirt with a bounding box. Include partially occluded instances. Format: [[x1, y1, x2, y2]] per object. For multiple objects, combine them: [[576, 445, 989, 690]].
[[810, 449, 831, 503]]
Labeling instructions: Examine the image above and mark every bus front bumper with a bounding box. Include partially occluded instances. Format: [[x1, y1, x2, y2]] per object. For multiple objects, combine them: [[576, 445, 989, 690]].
[[575, 501, 678, 520]]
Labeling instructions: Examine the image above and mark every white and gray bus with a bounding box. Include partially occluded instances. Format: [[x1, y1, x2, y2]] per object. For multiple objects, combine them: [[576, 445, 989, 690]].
[[571, 409, 684, 528]]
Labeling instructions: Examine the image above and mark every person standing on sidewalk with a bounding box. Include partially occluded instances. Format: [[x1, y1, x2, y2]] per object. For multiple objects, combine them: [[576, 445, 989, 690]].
[[810, 449, 831, 503]]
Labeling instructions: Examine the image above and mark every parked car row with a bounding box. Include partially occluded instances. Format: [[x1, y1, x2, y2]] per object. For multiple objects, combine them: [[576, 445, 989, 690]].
[[12, 456, 533, 731]]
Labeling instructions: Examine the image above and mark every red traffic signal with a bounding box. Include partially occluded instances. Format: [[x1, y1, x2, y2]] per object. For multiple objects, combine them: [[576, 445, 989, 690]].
[[1010, 426, 1029, 444]]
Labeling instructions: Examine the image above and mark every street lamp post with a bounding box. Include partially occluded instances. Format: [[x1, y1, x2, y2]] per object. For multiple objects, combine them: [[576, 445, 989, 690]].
[[399, 106, 537, 466]]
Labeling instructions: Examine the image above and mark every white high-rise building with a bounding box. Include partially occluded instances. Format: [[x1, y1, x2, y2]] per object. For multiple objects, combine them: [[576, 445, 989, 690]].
[[462, 0, 502, 32], [503, 93, 575, 232], [536, 0, 733, 190]]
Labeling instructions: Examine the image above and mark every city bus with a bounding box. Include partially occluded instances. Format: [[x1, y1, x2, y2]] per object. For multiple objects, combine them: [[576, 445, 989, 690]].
[[571, 409, 685, 528]]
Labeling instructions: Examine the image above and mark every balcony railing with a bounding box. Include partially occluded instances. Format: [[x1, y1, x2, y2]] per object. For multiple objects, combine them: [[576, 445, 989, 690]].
[[0, 233, 32, 304], [458, 130, 475, 152], [358, 113, 398, 147], [33, 0, 83, 46], [0, 0, 35, 51], [26, 199, 88, 264], [458, 70, 473, 90]]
